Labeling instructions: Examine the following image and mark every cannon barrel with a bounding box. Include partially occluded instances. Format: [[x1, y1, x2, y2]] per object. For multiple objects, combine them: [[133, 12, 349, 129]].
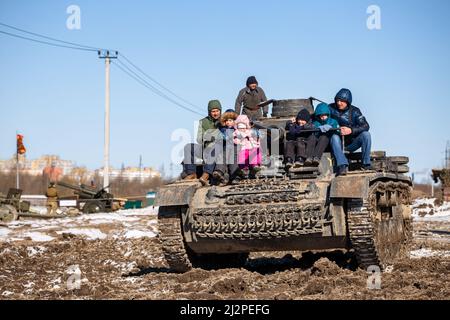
[[57, 181, 97, 198]]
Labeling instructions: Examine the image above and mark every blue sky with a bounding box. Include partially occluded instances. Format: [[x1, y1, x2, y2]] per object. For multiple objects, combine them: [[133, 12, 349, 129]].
[[1, 0, 449, 180]]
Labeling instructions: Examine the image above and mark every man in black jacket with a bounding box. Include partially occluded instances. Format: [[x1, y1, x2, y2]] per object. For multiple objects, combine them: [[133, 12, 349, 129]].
[[329, 88, 372, 176]]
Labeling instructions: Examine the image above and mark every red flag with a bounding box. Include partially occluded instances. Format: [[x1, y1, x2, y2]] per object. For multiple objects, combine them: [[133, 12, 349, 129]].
[[17, 134, 26, 155]]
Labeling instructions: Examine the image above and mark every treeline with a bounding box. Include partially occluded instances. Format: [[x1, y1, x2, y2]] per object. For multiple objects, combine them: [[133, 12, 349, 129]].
[[0, 171, 167, 198]]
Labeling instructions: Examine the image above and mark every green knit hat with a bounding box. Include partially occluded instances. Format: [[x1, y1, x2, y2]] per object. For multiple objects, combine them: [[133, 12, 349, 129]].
[[207, 100, 222, 112]]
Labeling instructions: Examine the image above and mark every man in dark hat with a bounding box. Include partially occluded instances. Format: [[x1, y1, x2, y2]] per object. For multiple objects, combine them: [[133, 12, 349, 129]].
[[234, 76, 269, 120]]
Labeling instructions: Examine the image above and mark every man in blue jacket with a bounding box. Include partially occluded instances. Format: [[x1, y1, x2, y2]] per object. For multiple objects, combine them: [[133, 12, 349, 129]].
[[329, 88, 372, 176]]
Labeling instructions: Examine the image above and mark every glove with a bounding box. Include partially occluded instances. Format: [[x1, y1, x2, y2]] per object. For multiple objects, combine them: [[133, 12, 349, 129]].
[[319, 124, 332, 133], [263, 112, 268, 118]]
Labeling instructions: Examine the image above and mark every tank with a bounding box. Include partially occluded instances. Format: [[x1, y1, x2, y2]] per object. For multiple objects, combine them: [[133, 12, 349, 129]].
[[155, 98, 413, 272]]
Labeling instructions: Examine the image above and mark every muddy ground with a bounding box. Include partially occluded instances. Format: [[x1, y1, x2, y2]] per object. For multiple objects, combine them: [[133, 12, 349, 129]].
[[0, 205, 449, 300]]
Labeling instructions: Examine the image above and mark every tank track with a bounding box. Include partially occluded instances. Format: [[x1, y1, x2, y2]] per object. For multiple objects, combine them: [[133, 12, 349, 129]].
[[157, 208, 192, 273], [347, 181, 412, 270], [192, 203, 324, 240]]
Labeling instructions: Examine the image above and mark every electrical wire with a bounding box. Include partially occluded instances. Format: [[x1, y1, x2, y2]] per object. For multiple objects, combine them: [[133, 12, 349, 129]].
[[0, 21, 101, 51], [0, 22, 204, 116], [119, 54, 204, 112], [112, 60, 203, 116], [0, 30, 97, 52]]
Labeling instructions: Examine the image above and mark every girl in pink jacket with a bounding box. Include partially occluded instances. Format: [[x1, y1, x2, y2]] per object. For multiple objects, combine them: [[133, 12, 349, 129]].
[[233, 115, 262, 171]]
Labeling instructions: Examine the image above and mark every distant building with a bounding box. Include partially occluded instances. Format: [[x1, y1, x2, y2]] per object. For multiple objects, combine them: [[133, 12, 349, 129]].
[[0, 155, 160, 182], [96, 166, 161, 181], [0, 154, 74, 176]]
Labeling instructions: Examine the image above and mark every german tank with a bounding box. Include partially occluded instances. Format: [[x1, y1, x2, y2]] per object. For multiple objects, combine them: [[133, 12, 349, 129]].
[[155, 98, 413, 272]]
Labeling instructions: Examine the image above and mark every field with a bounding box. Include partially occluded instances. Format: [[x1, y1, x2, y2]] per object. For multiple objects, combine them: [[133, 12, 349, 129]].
[[0, 199, 449, 300]]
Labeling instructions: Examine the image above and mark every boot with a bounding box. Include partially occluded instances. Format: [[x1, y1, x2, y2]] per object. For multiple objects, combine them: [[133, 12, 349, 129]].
[[285, 157, 294, 170], [199, 173, 210, 186], [304, 157, 313, 166], [212, 171, 227, 186], [336, 165, 348, 177], [183, 173, 197, 180], [294, 157, 305, 168], [312, 157, 321, 166]]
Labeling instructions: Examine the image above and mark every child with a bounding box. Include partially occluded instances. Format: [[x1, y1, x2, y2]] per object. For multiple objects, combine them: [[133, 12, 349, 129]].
[[212, 109, 239, 185], [284, 109, 316, 168], [311, 103, 340, 166], [233, 115, 262, 178]]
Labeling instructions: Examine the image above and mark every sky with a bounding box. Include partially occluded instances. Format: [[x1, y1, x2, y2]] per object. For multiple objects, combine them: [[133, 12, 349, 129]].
[[0, 0, 449, 181]]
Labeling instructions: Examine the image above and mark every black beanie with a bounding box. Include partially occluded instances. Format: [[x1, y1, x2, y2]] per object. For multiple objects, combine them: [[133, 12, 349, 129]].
[[246, 76, 258, 87], [296, 109, 311, 122]]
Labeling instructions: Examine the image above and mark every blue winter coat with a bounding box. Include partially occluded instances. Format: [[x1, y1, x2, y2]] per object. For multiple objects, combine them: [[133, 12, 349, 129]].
[[329, 89, 370, 137], [313, 103, 340, 132]]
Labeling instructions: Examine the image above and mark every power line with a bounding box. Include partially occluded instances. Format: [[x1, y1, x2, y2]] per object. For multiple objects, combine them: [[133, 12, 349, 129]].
[[0, 30, 97, 52], [119, 54, 204, 112], [0, 21, 101, 51], [115, 59, 203, 115], [112, 60, 203, 116], [0, 22, 204, 116]]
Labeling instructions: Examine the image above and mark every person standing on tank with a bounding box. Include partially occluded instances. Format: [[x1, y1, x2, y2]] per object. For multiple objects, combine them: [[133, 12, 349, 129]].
[[328, 88, 372, 176], [234, 76, 269, 121]]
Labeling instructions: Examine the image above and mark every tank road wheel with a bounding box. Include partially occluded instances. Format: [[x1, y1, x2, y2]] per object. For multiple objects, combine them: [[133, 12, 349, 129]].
[[82, 201, 105, 214], [0, 205, 18, 223], [347, 181, 412, 270], [158, 206, 249, 272], [158, 206, 193, 273]]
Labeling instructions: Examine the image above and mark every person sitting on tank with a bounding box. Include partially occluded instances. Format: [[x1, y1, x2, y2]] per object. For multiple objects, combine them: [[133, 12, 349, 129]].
[[233, 115, 262, 180], [311, 103, 340, 166], [328, 88, 372, 176], [181, 100, 222, 185], [284, 109, 316, 169], [234, 76, 269, 121], [212, 109, 240, 186]]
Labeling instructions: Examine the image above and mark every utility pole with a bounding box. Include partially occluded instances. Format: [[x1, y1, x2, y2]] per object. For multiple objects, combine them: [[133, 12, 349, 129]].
[[446, 141, 450, 169], [98, 50, 118, 191], [139, 155, 143, 183]]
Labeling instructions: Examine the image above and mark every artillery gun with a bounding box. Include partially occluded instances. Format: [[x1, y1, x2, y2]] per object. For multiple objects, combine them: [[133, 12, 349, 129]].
[[155, 98, 413, 272], [0, 188, 32, 223], [57, 181, 119, 214]]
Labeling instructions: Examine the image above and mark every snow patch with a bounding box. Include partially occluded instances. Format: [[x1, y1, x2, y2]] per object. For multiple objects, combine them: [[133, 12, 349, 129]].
[[27, 246, 47, 257], [0, 228, 11, 237], [410, 248, 450, 259], [22, 232, 55, 242], [56, 228, 107, 240], [122, 230, 156, 239], [412, 198, 450, 222]]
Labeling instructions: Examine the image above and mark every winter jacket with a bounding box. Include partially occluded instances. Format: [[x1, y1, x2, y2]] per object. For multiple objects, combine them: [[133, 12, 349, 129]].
[[196, 100, 223, 147], [313, 103, 340, 130], [220, 126, 235, 145], [285, 109, 315, 140], [234, 87, 268, 116], [285, 121, 315, 141], [328, 103, 370, 137], [233, 115, 260, 150]]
